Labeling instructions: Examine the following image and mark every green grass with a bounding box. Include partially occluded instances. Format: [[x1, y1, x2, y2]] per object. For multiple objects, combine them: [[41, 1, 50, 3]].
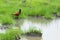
[[0, 27, 42, 40], [29, 26, 41, 33], [22, 26, 42, 34], [0, 0, 60, 24], [0, 28, 23, 40]]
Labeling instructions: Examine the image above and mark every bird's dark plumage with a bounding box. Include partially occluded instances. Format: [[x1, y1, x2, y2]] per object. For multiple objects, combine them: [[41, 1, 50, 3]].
[[12, 9, 21, 19], [14, 9, 21, 16]]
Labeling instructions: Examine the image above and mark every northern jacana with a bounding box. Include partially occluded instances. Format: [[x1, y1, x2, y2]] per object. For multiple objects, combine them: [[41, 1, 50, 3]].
[[13, 9, 21, 19]]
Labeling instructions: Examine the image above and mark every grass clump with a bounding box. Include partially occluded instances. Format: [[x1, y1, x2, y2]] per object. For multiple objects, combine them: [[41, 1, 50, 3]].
[[0, 29, 23, 40], [23, 26, 42, 36], [29, 27, 41, 34]]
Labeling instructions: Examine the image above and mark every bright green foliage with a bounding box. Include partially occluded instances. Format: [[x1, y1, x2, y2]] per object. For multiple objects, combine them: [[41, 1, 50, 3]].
[[0, 29, 22, 40], [0, 0, 60, 24]]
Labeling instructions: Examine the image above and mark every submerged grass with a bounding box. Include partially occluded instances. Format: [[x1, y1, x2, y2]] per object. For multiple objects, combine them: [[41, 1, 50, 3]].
[[22, 26, 42, 35], [29, 27, 41, 34]]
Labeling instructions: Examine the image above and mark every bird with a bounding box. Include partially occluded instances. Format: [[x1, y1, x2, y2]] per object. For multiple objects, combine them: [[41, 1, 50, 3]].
[[13, 9, 21, 19]]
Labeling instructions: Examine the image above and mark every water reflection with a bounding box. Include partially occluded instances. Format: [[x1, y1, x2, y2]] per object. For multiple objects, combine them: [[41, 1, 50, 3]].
[[0, 29, 6, 33], [20, 17, 52, 32]]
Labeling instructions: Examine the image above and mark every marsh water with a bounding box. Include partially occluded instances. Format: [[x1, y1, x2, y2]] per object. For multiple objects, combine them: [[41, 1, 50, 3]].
[[0, 17, 60, 40]]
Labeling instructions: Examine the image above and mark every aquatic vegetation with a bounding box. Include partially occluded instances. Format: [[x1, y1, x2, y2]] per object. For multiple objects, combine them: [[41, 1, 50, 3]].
[[0, 27, 42, 40], [29, 27, 41, 33], [22, 27, 42, 36]]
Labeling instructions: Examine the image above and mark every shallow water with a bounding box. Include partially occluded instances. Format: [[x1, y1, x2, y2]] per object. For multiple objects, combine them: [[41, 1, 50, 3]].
[[19, 17, 60, 40], [0, 29, 6, 33], [0, 17, 60, 40]]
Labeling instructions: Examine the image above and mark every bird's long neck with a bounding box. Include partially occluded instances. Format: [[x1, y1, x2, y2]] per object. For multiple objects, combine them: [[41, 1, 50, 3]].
[[19, 9, 21, 14]]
